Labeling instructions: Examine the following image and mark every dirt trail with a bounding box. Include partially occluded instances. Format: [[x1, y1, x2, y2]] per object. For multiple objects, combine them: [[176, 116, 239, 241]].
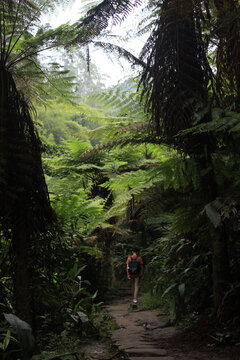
[[106, 296, 234, 360]]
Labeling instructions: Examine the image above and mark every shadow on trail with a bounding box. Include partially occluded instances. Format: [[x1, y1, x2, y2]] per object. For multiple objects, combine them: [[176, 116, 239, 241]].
[[106, 289, 234, 360]]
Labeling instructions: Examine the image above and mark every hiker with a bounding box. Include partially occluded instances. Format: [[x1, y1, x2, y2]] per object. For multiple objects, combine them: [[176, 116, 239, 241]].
[[126, 248, 143, 304]]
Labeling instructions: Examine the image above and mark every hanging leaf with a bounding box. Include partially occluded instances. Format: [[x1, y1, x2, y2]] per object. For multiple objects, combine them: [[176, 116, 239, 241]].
[[2, 329, 11, 351], [162, 283, 178, 298], [203, 203, 221, 228], [178, 283, 185, 298], [76, 311, 89, 323]]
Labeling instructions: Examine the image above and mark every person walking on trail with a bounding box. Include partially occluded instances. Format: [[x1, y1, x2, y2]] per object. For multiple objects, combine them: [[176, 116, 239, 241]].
[[126, 248, 143, 304]]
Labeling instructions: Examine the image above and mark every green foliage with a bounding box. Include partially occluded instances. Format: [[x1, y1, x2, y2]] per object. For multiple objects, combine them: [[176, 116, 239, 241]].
[[93, 308, 118, 342], [59, 262, 101, 323], [32, 334, 84, 360], [34, 255, 102, 341], [3, 314, 34, 360], [142, 233, 212, 323], [138, 292, 163, 311], [37, 99, 102, 145], [39, 81, 153, 240], [0, 329, 11, 352], [180, 108, 240, 138], [0, 325, 19, 360], [170, 201, 204, 235], [52, 191, 108, 237], [0, 1, 77, 105]]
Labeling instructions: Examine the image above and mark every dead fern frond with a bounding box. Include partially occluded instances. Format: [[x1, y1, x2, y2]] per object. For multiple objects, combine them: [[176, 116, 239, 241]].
[[139, 0, 212, 138]]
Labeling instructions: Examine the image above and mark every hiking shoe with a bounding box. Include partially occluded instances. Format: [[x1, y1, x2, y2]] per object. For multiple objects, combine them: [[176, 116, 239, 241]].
[[133, 298, 137, 304]]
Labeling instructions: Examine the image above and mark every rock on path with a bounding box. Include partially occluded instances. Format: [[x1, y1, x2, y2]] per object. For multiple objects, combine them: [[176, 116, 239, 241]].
[[106, 298, 232, 360]]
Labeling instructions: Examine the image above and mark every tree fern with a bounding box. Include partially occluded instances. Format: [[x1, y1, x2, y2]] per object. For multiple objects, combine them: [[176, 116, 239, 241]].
[[0, 0, 76, 324]]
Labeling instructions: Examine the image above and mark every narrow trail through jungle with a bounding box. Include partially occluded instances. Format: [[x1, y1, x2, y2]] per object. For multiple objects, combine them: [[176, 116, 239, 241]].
[[86, 288, 237, 360]]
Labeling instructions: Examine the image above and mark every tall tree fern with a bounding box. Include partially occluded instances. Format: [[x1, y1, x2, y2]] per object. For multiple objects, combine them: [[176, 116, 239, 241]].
[[0, 0, 72, 324]]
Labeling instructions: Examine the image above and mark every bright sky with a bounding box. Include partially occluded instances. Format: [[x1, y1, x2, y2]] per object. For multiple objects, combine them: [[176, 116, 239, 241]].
[[41, 0, 147, 86]]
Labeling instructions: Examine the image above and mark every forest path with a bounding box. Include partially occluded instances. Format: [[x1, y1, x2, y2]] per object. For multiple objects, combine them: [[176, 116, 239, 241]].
[[106, 293, 233, 360]]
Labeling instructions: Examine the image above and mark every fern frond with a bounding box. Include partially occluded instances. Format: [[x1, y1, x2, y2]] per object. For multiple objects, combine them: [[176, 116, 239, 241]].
[[78, 124, 163, 159], [70, 0, 142, 45], [78, 121, 148, 144], [0, 0, 78, 106], [79, 138, 123, 158], [78, 119, 186, 159], [179, 108, 240, 137], [93, 41, 146, 68], [170, 202, 204, 235], [87, 82, 146, 119], [116, 122, 149, 134]]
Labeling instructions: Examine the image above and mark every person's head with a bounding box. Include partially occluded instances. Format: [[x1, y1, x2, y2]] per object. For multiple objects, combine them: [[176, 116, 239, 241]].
[[132, 247, 139, 256]]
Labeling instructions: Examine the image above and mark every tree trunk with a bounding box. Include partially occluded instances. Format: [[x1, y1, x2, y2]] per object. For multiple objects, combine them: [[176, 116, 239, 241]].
[[0, 66, 54, 326], [212, 225, 230, 311], [12, 214, 33, 325], [98, 228, 115, 296]]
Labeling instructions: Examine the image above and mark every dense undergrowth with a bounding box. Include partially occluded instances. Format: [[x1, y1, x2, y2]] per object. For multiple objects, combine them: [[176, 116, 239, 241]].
[[30, 307, 119, 360]]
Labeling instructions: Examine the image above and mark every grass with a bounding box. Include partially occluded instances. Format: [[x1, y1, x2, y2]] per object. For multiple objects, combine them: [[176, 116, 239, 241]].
[[138, 291, 164, 310], [32, 333, 85, 359]]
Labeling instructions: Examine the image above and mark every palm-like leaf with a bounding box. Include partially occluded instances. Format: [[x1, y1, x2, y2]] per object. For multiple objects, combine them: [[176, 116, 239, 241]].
[[70, 0, 142, 45], [0, 0, 75, 103]]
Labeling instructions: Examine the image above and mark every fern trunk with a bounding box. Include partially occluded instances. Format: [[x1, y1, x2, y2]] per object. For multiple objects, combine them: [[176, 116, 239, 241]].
[[12, 216, 33, 324], [212, 225, 230, 311], [0, 66, 54, 325], [98, 228, 115, 295], [197, 153, 230, 311]]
